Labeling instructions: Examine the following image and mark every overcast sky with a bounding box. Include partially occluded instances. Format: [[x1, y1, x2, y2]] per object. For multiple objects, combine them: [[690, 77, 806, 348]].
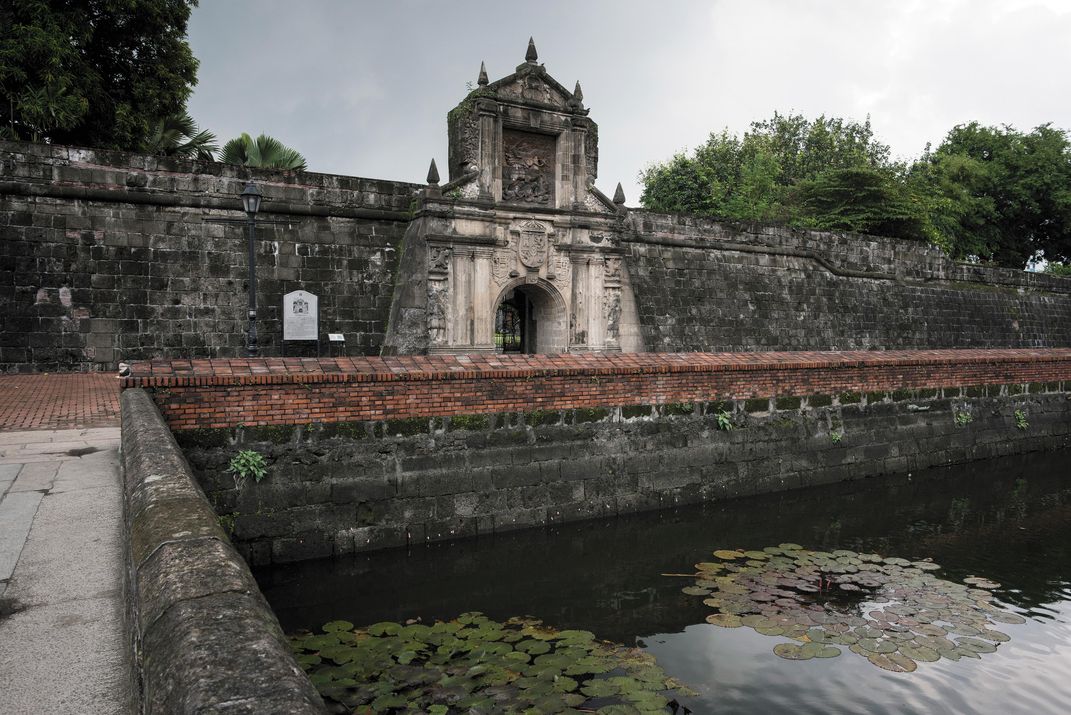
[[187, 0, 1071, 203]]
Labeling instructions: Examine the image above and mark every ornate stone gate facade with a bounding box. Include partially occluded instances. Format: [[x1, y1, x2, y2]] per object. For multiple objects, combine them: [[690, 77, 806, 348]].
[[382, 40, 641, 355]]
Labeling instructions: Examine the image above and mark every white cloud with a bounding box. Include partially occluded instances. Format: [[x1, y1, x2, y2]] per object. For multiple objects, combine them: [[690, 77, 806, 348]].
[[186, 1, 1071, 200]]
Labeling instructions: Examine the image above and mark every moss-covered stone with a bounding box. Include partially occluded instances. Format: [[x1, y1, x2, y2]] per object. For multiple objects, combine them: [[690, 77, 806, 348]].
[[839, 392, 861, 404], [663, 402, 695, 417], [525, 409, 561, 427], [775, 396, 801, 411], [865, 391, 887, 405], [890, 389, 913, 402], [384, 417, 428, 437], [621, 404, 653, 419], [319, 421, 372, 440], [449, 414, 490, 431], [963, 385, 987, 398], [1028, 382, 1048, 394], [241, 424, 296, 445], [745, 398, 770, 414], [917, 388, 939, 399], [173, 428, 232, 449], [574, 407, 610, 424], [704, 400, 733, 414], [807, 394, 833, 408], [1008, 384, 1025, 395]]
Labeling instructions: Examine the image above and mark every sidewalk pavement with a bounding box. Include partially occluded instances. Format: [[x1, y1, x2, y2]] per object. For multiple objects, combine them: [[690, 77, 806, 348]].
[[0, 373, 133, 713]]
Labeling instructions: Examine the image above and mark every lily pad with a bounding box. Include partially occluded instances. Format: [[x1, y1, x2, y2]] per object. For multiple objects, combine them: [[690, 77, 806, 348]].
[[773, 643, 814, 660]]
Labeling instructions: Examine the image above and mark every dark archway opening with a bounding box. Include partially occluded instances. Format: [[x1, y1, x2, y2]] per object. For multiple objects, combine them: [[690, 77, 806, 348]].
[[495, 288, 533, 353]]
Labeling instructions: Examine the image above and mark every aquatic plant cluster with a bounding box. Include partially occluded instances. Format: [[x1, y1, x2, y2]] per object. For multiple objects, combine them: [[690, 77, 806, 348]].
[[289, 612, 695, 714], [684, 544, 1024, 672]]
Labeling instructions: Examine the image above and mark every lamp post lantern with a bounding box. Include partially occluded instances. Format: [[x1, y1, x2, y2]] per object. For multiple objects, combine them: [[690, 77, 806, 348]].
[[240, 181, 263, 356]]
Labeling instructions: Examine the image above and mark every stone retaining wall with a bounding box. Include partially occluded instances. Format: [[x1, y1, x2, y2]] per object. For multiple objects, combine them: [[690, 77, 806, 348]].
[[177, 380, 1071, 564], [121, 388, 323, 712]]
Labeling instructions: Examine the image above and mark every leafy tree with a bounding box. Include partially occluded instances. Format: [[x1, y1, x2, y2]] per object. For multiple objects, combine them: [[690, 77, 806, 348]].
[[639, 112, 925, 239], [141, 111, 217, 160], [796, 167, 928, 240], [911, 122, 1071, 268], [0, 0, 198, 150], [220, 133, 308, 171]]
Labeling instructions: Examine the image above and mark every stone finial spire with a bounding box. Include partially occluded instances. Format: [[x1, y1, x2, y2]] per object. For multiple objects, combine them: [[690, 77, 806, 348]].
[[613, 182, 626, 206], [567, 80, 584, 111], [525, 37, 538, 63], [477, 61, 489, 86], [426, 158, 440, 185]]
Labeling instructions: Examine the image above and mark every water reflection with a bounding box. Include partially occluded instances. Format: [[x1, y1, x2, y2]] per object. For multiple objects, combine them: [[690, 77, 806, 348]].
[[257, 449, 1071, 714]]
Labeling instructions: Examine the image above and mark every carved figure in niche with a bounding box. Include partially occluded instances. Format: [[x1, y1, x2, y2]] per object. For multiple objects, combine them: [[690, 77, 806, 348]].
[[604, 257, 621, 281], [428, 246, 451, 273], [502, 130, 555, 206], [604, 292, 621, 339], [427, 283, 448, 344]]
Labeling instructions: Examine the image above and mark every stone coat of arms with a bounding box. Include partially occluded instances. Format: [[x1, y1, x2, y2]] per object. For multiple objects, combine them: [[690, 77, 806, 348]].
[[518, 229, 548, 269]]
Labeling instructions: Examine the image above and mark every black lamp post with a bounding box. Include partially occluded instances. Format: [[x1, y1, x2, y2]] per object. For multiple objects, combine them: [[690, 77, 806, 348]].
[[240, 181, 263, 357]]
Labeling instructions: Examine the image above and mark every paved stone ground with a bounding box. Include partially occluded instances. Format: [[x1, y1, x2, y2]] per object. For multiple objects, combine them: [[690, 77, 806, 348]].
[[0, 373, 121, 431], [0, 375, 132, 712]]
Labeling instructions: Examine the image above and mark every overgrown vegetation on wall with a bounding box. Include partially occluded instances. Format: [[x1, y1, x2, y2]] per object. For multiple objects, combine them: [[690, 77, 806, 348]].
[[640, 112, 1071, 270]]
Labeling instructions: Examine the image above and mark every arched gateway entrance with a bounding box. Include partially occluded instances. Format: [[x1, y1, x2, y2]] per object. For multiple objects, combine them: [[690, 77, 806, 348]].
[[493, 281, 567, 354]]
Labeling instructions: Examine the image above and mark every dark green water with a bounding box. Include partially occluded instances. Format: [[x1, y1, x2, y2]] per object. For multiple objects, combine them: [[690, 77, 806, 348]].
[[256, 448, 1071, 714]]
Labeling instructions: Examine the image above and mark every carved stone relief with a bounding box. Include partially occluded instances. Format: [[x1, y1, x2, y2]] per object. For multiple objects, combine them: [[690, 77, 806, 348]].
[[604, 291, 621, 340], [604, 256, 621, 282], [427, 281, 448, 345], [492, 250, 512, 285], [518, 228, 548, 269], [502, 130, 555, 206], [428, 246, 451, 274]]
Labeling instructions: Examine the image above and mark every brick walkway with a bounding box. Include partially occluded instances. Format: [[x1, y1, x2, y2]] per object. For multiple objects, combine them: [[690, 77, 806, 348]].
[[0, 374, 121, 431]]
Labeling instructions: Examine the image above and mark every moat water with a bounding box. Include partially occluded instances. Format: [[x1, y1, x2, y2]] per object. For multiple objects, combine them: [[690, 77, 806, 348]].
[[256, 448, 1071, 714]]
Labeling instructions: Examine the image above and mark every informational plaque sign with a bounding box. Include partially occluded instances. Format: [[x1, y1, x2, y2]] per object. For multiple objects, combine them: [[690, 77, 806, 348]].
[[283, 290, 318, 341]]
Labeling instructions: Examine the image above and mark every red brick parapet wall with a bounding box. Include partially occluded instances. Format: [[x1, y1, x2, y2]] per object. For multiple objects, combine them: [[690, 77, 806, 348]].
[[122, 349, 1071, 431]]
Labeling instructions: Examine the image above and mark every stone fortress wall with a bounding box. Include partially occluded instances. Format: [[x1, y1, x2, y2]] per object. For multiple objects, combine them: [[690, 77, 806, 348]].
[[625, 212, 1071, 352], [0, 141, 418, 372], [4, 140, 1071, 373]]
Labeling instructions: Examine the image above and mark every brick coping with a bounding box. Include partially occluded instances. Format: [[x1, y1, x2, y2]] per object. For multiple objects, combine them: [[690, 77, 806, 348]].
[[122, 349, 1071, 388]]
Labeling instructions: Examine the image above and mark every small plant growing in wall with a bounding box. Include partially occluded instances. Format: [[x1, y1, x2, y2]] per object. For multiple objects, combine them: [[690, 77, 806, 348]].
[[714, 410, 734, 431], [1014, 409, 1029, 430], [227, 449, 268, 489], [830, 430, 843, 444], [954, 409, 973, 427]]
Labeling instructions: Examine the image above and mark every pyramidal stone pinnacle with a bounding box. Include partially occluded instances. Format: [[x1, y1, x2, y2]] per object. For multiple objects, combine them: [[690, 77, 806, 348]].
[[477, 61, 489, 86], [526, 37, 538, 63], [613, 182, 626, 205], [426, 159, 440, 185], [573, 81, 584, 102]]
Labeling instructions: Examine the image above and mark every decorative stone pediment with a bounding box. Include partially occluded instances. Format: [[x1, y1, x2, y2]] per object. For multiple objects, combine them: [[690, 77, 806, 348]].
[[492, 72, 573, 110]]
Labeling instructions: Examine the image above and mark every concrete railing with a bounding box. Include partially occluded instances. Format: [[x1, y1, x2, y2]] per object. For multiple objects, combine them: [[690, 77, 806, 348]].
[[121, 388, 324, 713]]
